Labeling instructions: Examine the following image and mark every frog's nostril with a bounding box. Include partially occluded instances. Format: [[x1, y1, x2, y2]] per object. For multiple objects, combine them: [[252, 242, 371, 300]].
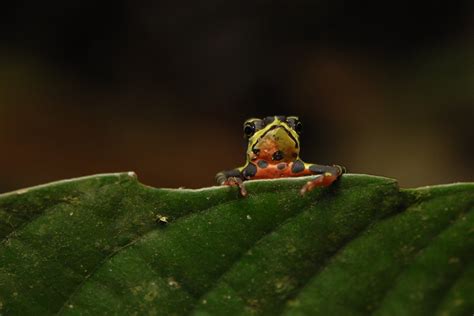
[[252, 148, 260, 155], [272, 150, 284, 161]]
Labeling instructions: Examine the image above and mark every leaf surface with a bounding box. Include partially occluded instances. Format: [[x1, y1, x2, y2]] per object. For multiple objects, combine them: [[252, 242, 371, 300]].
[[0, 173, 472, 315]]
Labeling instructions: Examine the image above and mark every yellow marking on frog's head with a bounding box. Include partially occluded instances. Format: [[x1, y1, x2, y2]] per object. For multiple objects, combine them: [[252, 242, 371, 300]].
[[243, 116, 302, 163]]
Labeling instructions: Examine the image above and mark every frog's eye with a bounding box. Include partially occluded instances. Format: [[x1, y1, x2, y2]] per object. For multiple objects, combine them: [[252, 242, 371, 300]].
[[243, 122, 256, 137], [287, 116, 302, 134], [295, 121, 303, 134]]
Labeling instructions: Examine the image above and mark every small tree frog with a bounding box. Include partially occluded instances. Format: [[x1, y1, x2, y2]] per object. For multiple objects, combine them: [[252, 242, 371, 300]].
[[216, 116, 346, 196]]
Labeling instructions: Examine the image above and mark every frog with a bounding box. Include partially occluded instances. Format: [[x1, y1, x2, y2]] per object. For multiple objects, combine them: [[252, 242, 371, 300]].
[[216, 115, 346, 196]]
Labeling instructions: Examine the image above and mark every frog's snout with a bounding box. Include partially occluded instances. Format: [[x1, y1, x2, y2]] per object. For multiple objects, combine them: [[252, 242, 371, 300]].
[[268, 126, 296, 145], [253, 126, 298, 160]]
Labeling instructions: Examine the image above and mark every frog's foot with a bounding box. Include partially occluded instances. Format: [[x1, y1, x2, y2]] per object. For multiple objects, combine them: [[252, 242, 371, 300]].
[[300, 172, 339, 195], [223, 177, 247, 197]]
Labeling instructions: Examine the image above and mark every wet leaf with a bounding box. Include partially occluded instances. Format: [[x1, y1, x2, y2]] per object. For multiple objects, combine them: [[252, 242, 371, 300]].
[[0, 173, 473, 315]]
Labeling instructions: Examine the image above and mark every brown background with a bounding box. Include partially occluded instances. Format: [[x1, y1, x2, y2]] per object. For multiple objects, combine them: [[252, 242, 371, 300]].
[[0, 1, 473, 192]]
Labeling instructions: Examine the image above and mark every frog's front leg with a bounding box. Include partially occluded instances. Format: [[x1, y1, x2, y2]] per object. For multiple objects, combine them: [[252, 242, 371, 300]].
[[216, 167, 248, 196], [298, 162, 346, 195]]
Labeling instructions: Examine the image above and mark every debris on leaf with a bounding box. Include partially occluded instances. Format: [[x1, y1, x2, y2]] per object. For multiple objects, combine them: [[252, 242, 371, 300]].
[[155, 214, 169, 225]]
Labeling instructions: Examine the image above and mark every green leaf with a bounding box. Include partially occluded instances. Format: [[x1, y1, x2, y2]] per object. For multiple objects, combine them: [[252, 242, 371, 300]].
[[0, 173, 473, 315]]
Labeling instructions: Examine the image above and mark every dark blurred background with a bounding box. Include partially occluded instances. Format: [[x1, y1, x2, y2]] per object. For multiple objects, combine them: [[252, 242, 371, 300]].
[[0, 0, 473, 192]]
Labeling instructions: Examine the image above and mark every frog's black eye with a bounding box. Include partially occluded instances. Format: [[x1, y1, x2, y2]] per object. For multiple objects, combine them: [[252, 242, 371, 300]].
[[286, 116, 301, 133], [244, 123, 256, 137], [295, 121, 303, 134]]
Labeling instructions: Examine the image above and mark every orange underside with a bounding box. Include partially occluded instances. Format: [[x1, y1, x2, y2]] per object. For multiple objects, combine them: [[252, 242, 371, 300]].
[[252, 161, 312, 179]]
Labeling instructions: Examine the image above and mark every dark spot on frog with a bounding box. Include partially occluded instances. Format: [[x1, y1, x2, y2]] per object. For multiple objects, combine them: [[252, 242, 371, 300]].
[[277, 163, 287, 170], [272, 150, 284, 161], [309, 164, 325, 173], [263, 116, 275, 125], [291, 160, 305, 173], [257, 160, 268, 168], [242, 163, 257, 178]]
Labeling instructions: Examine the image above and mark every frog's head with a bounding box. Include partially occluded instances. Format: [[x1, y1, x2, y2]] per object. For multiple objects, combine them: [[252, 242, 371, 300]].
[[243, 116, 302, 163]]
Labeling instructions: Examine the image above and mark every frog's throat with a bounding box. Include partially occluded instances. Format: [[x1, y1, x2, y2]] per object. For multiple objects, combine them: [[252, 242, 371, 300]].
[[250, 125, 299, 153]]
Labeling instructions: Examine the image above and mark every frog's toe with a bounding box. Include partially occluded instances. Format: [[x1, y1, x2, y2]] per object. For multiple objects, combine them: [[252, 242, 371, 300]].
[[335, 165, 347, 175], [223, 177, 247, 197], [300, 173, 339, 195], [300, 175, 323, 195]]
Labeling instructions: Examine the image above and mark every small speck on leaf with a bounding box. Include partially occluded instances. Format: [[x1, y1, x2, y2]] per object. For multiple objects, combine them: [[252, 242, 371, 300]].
[[155, 214, 169, 225], [448, 257, 460, 264], [167, 277, 180, 289]]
